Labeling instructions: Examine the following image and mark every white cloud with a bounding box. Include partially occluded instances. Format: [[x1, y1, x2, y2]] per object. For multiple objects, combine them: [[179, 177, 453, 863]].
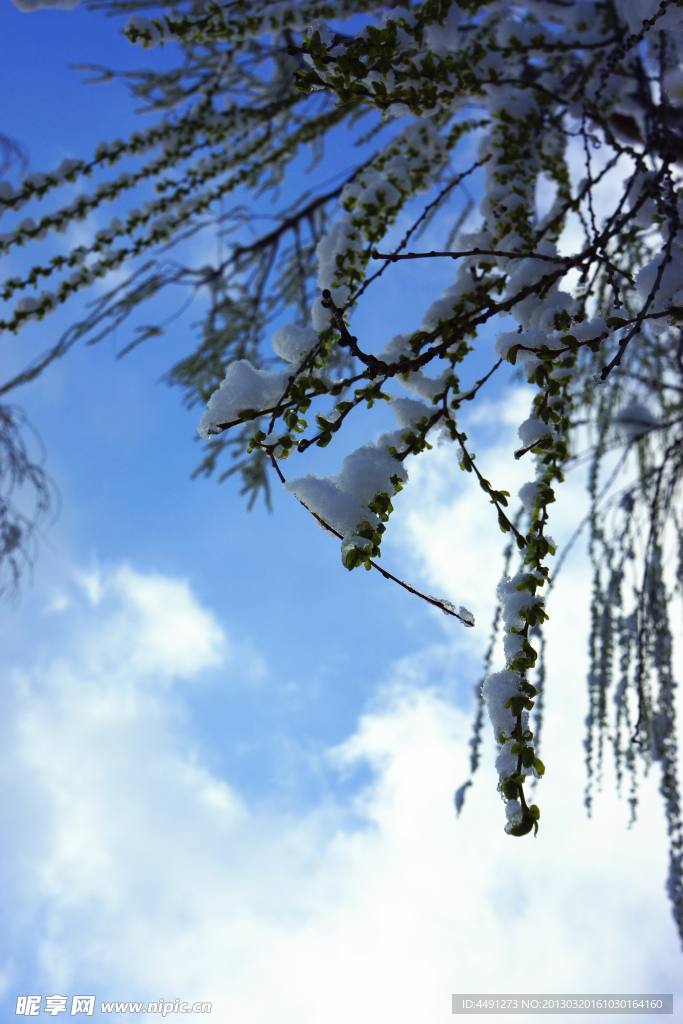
[[1, 509, 681, 1023], [72, 563, 227, 680]]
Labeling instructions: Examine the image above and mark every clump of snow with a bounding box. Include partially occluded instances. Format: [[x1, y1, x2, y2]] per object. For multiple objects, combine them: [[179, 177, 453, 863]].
[[518, 416, 551, 448], [518, 480, 540, 511], [383, 102, 412, 120], [458, 606, 475, 626], [399, 369, 449, 403], [311, 295, 332, 333], [285, 476, 374, 537], [272, 323, 317, 364], [495, 740, 519, 779], [337, 443, 406, 506], [379, 333, 411, 362], [504, 798, 523, 824], [286, 434, 408, 544], [496, 327, 542, 360], [424, 5, 465, 53], [390, 397, 433, 429], [495, 328, 548, 379], [497, 573, 542, 629], [482, 669, 522, 740], [503, 631, 525, 661], [356, 176, 401, 211], [198, 360, 290, 438], [316, 221, 359, 291], [505, 252, 553, 294], [571, 316, 607, 341]]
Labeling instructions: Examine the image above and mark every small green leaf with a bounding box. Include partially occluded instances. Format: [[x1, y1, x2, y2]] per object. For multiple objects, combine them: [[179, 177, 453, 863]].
[[521, 747, 535, 768]]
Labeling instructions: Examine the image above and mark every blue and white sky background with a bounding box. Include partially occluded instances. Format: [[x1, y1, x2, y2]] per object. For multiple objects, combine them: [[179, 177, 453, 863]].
[[1, 2, 682, 1021]]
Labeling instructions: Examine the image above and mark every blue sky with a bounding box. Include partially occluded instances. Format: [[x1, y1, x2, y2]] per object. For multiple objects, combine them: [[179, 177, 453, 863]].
[[1, 3, 682, 1022]]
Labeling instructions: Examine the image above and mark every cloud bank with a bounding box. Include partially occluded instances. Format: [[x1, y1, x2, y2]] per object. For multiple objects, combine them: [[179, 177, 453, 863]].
[[1, 521, 681, 1021]]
